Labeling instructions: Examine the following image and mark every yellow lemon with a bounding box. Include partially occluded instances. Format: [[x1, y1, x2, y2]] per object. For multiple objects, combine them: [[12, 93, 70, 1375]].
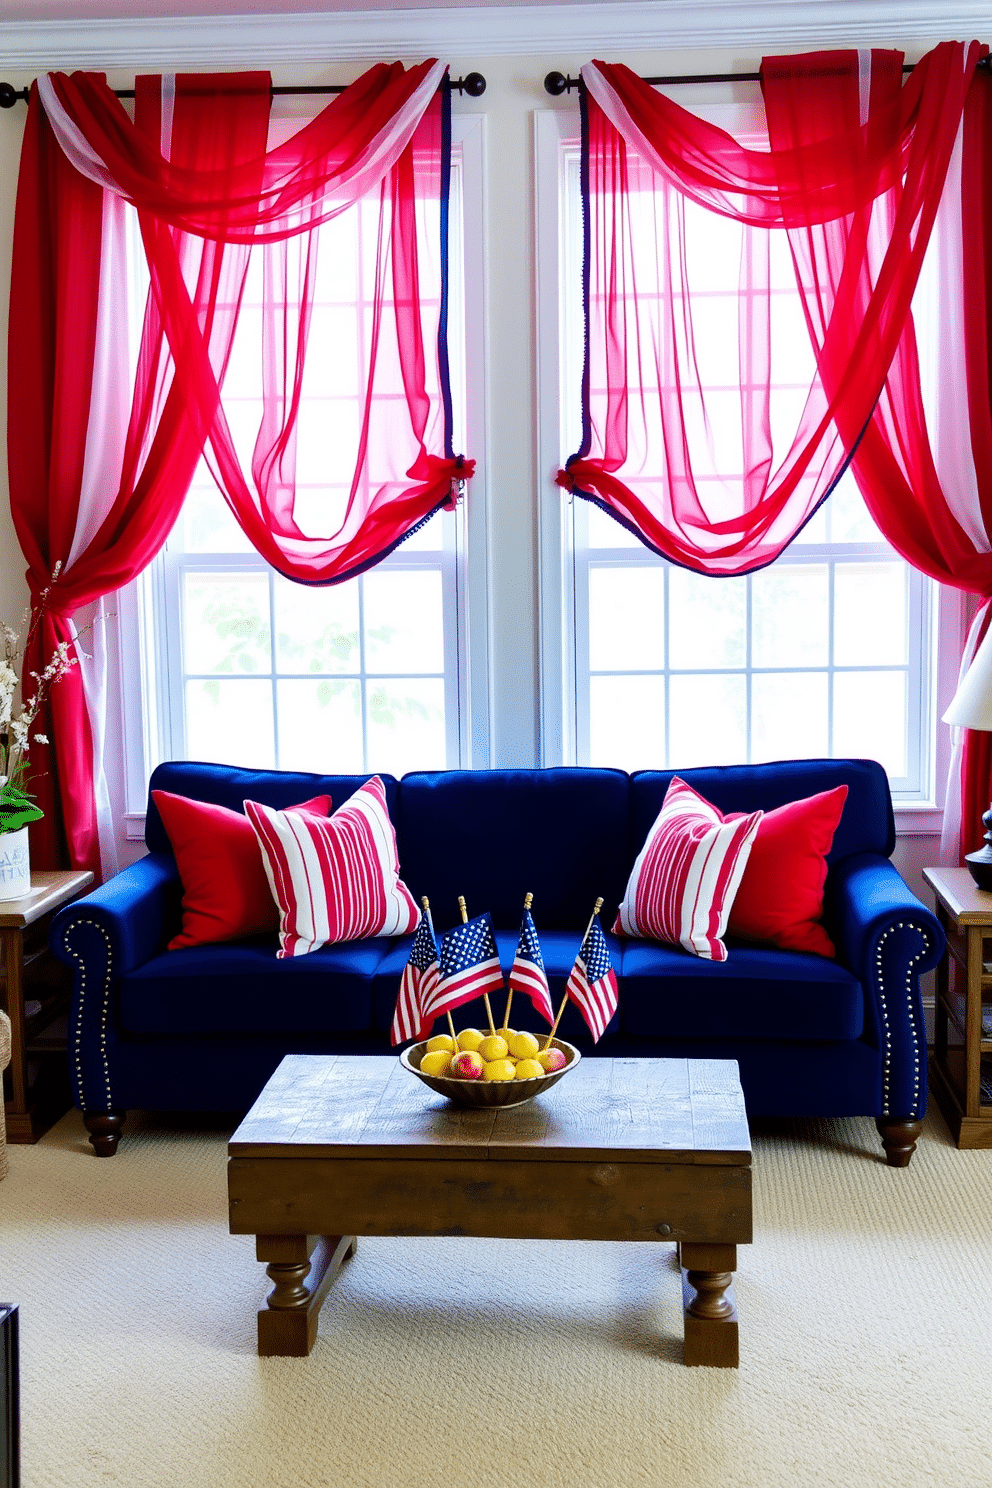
[[456, 1028, 485, 1053], [508, 1030, 540, 1060], [478, 1034, 509, 1062], [482, 1058, 516, 1082], [419, 1049, 453, 1077], [426, 1033, 457, 1055], [496, 1028, 517, 1046], [514, 1058, 544, 1080]]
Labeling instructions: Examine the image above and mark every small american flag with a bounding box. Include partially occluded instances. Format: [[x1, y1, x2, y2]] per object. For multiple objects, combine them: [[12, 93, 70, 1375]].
[[391, 912, 439, 1046], [509, 907, 554, 1025], [565, 915, 618, 1043], [421, 911, 504, 1032]]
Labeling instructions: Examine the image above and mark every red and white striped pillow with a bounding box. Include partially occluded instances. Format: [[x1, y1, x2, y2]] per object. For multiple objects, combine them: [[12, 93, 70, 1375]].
[[613, 776, 762, 961], [245, 776, 420, 959]]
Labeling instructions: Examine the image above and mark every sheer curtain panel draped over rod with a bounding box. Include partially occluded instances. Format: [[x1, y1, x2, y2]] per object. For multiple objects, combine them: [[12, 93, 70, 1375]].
[[558, 42, 992, 865], [7, 61, 474, 877]]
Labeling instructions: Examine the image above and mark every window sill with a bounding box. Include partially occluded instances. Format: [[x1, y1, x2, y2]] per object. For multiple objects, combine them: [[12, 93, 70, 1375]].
[[893, 804, 943, 837]]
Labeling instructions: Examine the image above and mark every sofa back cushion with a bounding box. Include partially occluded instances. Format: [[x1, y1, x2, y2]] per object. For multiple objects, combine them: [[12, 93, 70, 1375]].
[[629, 759, 894, 867], [145, 762, 399, 856], [396, 768, 631, 930]]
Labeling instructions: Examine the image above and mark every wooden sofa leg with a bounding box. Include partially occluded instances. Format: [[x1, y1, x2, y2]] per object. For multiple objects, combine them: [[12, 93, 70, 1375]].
[[875, 1117, 922, 1168], [83, 1111, 126, 1157]]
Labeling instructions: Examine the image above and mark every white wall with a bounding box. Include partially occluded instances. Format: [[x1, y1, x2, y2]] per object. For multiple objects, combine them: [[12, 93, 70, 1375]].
[[0, 5, 970, 906]]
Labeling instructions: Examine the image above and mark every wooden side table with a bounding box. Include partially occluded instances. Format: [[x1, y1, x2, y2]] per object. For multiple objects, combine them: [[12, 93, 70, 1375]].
[[1, 869, 94, 1143], [923, 865, 992, 1149]]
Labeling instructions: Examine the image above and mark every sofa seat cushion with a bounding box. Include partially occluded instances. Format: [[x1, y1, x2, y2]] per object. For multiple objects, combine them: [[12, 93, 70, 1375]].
[[618, 941, 863, 1041], [120, 936, 395, 1034]]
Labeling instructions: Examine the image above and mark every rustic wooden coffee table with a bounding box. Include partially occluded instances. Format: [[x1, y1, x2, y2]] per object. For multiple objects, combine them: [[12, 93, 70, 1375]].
[[228, 1053, 752, 1366]]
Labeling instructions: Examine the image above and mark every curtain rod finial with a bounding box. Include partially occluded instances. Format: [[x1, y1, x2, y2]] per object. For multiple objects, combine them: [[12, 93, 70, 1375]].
[[0, 82, 24, 108], [461, 71, 486, 98], [544, 71, 570, 96]]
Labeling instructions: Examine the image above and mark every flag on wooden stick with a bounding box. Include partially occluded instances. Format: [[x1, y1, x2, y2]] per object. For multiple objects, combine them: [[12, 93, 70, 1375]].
[[391, 907, 439, 1046], [509, 904, 554, 1025], [565, 912, 618, 1043], [420, 910, 504, 1035]]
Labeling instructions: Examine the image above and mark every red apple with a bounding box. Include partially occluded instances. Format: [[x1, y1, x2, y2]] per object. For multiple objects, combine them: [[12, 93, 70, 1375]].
[[451, 1050, 485, 1080], [537, 1047, 567, 1073]]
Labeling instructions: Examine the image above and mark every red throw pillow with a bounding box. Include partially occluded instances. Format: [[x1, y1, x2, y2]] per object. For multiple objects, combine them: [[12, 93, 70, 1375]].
[[727, 785, 848, 957], [152, 789, 332, 950]]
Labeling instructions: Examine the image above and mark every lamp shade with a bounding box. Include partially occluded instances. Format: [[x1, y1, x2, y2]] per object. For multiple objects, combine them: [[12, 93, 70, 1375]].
[[944, 625, 992, 731]]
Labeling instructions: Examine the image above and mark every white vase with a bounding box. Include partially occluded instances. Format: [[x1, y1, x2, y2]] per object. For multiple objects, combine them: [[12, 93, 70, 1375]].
[[0, 826, 31, 901]]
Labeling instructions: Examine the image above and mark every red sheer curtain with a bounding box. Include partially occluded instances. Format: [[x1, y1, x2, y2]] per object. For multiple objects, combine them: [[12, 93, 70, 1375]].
[[560, 44, 980, 574], [760, 54, 992, 860], [8, 62, 469, 874]]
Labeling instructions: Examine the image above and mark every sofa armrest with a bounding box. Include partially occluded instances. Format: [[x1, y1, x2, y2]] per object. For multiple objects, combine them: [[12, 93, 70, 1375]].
[[50, 853, 181, 977], [827, 852, 945, 1121], [49, 854, 181, 1114]]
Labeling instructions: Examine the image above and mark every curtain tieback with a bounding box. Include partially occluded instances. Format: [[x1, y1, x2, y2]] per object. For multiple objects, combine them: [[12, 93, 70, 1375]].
[[444, 453, 476, 509]]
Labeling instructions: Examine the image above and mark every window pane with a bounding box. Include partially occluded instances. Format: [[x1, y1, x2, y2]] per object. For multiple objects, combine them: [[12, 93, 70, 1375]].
[[185, 679, 275, 768], [669, 569, 746, 669], [788, 504, 827, 546], [752, 672, 828, 762], [273, 577, 360, 675], [834, 562, 907, 665], [398, 509, 444, 552], [183, 575, 270, 674], [589, 675, 665, 771], [277, 679, 363, 772], [669, 674, 747, 768], [180, 485, 254, 554], [751, 563, 828, 668], [826, 473, 885, 544], [589, 567, 665, 671], [364, 571, 444, 674], [366, 678, 446, 774], [833, 671, 907, 777], [585, 503, 643, 549]]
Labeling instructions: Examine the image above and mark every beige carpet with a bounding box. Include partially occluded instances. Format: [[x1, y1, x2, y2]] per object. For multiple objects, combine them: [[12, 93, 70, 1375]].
[[1, 1104, 990, 1488]]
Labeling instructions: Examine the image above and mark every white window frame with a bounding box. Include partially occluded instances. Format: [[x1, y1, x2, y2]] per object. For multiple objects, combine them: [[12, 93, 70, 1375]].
[[117, 111, 491, 840], [534, 103, 962, 823]]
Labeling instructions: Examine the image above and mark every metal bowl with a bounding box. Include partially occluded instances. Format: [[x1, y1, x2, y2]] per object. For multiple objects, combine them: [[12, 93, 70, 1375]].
[[400, 1037, 580, 1107]]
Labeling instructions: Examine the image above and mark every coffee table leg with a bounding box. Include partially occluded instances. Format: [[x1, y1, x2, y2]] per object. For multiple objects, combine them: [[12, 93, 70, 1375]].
[[255, 1234, 358, 1357], [681, 1242, 739, 1367]]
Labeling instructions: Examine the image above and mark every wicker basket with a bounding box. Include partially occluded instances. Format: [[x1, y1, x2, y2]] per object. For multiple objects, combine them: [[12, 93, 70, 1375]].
[[400, 1036, 580, 1108]]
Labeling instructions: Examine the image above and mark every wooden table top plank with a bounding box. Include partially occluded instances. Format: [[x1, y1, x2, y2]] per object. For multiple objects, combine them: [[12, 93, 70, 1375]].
[[922, 865, 992, 923], [230, 1054, 752, 1167], [351, 1057, 499, 1157], [0, 869, 94, 929], [687, 1060, 751, 1161]]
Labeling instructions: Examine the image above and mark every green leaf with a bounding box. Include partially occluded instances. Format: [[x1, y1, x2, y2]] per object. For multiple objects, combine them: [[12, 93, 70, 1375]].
[[0, 802, 44, 831], [0, 782, 43, 831]]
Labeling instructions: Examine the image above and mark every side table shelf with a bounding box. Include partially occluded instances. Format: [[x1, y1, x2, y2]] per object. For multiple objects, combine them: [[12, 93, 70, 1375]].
[[923, 865, 992, 1149], [1, 870, 94, 1144]]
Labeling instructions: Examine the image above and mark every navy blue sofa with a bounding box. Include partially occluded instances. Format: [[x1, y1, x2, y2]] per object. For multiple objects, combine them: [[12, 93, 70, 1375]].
[[50, 757, 944, 1165]]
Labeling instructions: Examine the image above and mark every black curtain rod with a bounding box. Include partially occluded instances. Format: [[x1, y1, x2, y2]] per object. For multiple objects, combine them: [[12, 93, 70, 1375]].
[[0, 71, 486, 110], [544, 56, 991, 94]]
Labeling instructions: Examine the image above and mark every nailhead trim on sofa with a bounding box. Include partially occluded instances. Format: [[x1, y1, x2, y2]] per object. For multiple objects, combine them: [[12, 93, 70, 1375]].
[[874, 920, 930, 1119], [63, 919, 114, 1111]]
